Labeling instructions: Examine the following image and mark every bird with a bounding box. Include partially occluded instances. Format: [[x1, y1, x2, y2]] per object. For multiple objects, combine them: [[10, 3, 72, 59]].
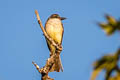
[[45, 14, 66, 72]]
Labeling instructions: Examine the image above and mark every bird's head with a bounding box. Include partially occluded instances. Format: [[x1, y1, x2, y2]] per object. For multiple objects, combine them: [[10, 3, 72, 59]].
[[50, 14, 66, 20]]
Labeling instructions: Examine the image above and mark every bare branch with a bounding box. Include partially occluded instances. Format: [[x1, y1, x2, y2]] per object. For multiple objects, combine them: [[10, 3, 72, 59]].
[[33, 10, 63, 80], [32, 61, 54, 80]]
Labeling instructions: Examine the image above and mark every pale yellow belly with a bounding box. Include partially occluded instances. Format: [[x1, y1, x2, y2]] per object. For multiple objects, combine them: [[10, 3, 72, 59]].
[[45, 18, 63, 54], [45, 19, 63, 44]]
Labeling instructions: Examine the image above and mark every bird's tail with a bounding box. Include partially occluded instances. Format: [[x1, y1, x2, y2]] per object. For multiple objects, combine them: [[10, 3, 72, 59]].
[[49, 54, 63, 72], [58, 55, 64, 72]]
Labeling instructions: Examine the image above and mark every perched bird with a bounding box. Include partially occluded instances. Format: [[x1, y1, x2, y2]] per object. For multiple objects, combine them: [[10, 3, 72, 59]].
[[45, 14, 66, 72]]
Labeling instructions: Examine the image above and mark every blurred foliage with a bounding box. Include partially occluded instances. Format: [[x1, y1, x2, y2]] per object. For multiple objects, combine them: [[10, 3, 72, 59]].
[[109, 72, 120, 80], [90, 14, 120, 80], [98, 14, 120, 36], [90, 49, 120, 80], [109, 71, 120, 80]]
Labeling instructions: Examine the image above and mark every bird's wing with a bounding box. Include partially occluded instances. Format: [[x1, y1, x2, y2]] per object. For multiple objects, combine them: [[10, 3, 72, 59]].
[[60, 23, 64, 45]]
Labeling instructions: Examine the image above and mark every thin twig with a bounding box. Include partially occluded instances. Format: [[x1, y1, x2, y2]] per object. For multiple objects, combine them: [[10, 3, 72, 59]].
[[32, 61, 54, 80]]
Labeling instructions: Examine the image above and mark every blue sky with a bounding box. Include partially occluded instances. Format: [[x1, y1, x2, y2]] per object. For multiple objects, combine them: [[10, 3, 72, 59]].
[[0, 0, 120, 80]]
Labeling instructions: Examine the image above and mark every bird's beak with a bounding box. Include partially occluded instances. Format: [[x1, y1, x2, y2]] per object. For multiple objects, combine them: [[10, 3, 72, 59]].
[[60, 17, 66, 20]]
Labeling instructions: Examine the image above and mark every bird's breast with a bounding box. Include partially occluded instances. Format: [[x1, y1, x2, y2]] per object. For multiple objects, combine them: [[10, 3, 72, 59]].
[[45, 18, 63, 44]]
